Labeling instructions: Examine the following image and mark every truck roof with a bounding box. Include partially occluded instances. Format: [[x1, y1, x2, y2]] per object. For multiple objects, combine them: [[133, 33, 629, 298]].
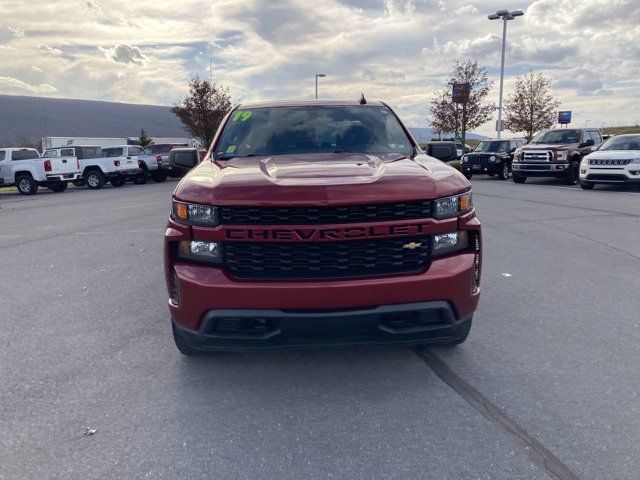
[[236, 99, 386, 109], [0, 147, 39, 151]]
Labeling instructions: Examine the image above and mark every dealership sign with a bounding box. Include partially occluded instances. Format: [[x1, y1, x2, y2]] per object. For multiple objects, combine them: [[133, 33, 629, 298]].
[[558, 111, 572, 124]]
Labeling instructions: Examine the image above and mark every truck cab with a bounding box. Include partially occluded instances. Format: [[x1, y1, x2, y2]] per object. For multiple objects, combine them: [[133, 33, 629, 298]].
[[512, 128, 603, 185], [0, 147, 81, 195], [461, 138, 524, 180]]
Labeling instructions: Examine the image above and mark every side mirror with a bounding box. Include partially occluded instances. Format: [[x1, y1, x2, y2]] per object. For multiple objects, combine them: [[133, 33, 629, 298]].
[[583, 138, 595, 147], [173, 152, 198, 168]]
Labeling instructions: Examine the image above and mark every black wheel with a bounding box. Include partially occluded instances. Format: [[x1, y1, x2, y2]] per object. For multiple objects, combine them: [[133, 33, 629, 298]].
[[85, 170, 105, 189], [151, 171, 169, 183], [580, 182, 594, 190], [565, 161, 579, 185], [110, 176, 126, 187], [512, 173, 527, 184], [16, 174, 38, 195], [133, 168, 149, 185], [48, 182, 68, 192], [73, 179, 85, 187], [463, 172, 473, 180], [498, 162, 510, 180], [172, 323, 205, 356]]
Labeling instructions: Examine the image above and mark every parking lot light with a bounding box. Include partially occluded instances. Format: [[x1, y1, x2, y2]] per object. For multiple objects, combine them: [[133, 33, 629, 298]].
[[488, 9, 524, 139], [315, 73, 326, 99]]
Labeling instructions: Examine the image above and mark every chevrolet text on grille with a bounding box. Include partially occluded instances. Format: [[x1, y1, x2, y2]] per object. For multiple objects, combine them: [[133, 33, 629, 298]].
[[225, 222, 433, 241]]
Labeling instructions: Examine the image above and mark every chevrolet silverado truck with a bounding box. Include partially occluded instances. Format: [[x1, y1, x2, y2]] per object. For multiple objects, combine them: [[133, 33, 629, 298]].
[[579, 134, 640, 190], [0, 147, 81, 194], [164, 100, 482, 354], [461, 138, 525, 180], [512, 128, 603, 184]]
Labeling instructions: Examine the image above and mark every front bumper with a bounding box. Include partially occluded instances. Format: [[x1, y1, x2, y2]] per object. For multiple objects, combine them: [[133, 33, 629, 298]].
[[461, 163, 501, 175], [580, 169, 640, 184], [512, 162, 570, 177], [172, 302, 473, 350]]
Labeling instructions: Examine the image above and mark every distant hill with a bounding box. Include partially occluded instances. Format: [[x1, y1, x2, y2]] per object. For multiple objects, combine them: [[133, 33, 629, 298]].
[[0, 94, 188, 147], [407, 127, 488, 143], [602, 126, 640, 135]]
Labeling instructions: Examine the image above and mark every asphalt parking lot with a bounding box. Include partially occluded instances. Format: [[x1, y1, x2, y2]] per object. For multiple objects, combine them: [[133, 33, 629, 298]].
[[1, 178, 639, 480]]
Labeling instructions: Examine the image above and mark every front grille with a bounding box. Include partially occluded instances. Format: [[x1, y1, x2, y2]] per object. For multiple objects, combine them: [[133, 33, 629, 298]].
[[519, 164, 551, 171], [224, 237, 430, 280], [465, 154, 492, 164], [218, 200, 432, 225], [523, 150, 553, 162], [589, 158, 632, 166]]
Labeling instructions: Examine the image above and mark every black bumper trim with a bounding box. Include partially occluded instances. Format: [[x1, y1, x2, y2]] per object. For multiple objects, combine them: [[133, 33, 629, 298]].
[[172, 301, 472, 350]]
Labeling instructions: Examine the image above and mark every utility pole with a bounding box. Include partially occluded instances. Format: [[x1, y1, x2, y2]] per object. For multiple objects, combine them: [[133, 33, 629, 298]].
[[315, 73, 326, 99]]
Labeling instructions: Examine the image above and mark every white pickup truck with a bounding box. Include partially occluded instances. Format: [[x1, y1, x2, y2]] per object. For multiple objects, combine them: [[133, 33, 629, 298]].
[[0, 147, 81, 195], [44, 145, 131, 189], [101, 145, 145, 184], [138, 143, 187, 182]]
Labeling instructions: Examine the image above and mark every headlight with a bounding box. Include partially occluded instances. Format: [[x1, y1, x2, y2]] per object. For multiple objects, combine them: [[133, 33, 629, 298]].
[[172, 200, 219, 226], [432, 231, 469, 257], [178, 240, 222, 264], [556, 151, 568, 161], [513, 148, 521, 161], [433, 191, 473, 219], [489, 155, 496, 163], [461, 155, 468, 163]]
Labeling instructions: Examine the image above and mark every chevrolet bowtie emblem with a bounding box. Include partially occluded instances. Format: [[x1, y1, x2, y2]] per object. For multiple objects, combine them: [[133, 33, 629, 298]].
[[403, 242, 423, 250]]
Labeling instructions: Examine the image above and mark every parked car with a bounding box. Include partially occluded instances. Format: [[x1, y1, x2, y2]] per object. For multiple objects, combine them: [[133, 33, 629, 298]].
[[138, 143, 187, 182], [0, 147, 81, 195], [423, 141, 458, 163], [461, 138, 525, 180], [455, 141, 472, 159], [169, 148, 206, 176], [579, 134, 640, 190], [43, 145, 129, 189], [165, 100, 481, 354], [512, 128, 603, 184], [102, 145, 145, 184]]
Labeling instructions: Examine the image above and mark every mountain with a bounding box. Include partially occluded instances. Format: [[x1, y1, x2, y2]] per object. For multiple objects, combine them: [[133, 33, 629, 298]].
[[407, 127, 489, 143], [0, 94, 188, 147]]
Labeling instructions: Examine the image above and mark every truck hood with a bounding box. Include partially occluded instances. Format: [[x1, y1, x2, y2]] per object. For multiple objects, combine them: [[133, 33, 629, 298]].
[[584, 150, 640, 160], [522, 143, 579, 150], [173, 152, 470, 205]]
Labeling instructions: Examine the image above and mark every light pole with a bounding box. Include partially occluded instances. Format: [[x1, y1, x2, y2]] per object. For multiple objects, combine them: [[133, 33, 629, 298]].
[[315, 73, 326, 99], [488, 9, 524, 139]]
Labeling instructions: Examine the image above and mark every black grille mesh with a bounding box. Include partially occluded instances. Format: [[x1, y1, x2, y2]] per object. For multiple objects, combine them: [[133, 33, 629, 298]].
[[218, 200, 432, 225], [224, 237, 430, 280]]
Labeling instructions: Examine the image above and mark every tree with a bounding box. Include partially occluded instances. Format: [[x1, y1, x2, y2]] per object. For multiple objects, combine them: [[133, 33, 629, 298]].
[[429, 60, 495, 148], [504, 72, 560, 142], [138, 128, 152, 147], [171, 76, 232, 149]]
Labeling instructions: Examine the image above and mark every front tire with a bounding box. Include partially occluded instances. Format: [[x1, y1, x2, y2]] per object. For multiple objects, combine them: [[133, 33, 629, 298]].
[[512, 173, 527, 184], [85, 170, 105, 189], [565, 161, 579, 185], [16, 174, 38, 195], [133, 168, 149, 185], [580, 182, 594, 190], [48, 182, 68, 192], [498, 163, 510, 180]]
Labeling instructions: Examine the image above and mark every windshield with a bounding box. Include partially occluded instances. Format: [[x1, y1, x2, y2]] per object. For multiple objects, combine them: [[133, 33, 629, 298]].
[[214, 105, 413, 158], [532, 129, 581, 144], [475, 141, 509, 153], [599, 135, 640, 151]]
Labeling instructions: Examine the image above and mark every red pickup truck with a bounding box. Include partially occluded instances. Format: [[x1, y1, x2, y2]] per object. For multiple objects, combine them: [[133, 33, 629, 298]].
[[164, 100, 481, 354]]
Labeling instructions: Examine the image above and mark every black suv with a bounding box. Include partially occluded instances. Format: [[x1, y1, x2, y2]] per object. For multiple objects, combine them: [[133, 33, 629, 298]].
[[461, 138, 525, 180]]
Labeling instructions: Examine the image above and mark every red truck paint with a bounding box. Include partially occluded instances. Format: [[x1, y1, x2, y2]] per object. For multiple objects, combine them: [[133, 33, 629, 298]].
[[164, 100, 481, 353]]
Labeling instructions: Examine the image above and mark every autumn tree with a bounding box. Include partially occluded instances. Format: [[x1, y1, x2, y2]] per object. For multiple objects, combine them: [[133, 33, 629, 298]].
[[171, 77, 232, 149], [429, 60, 495, 148], [504, 72, 560, 142], [138, 128, 152, 147]]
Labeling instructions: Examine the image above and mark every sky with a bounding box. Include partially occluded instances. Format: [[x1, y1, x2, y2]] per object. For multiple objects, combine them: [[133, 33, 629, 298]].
[[0, 0, 638, 136]]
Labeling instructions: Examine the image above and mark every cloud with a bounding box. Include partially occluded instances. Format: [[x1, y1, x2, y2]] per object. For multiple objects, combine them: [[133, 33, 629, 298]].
[[452, 5, 479, 15], [38, 44, 62, 55], [0, 76, 57, 94], [101, 44, 146, 65], [0, 23, 24, 42]]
